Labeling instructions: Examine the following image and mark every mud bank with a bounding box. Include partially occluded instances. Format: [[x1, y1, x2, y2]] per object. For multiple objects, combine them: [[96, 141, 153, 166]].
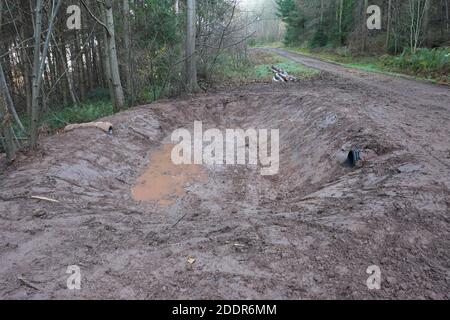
[[0, 71, 449, 299]]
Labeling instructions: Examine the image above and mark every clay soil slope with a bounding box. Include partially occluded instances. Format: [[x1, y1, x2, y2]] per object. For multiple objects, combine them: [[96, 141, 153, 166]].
[[1, 50, 449, 299]]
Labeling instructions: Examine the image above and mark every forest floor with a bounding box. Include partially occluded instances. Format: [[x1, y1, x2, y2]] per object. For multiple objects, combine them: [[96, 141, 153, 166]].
[[0, 49, 449, 299]]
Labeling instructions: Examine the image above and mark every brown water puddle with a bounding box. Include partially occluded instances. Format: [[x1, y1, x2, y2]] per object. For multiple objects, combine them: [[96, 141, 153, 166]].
[[131, 144, 207, 205]]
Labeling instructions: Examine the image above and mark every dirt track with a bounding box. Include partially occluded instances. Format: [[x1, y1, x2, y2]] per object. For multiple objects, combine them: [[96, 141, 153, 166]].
[[1, 49, 449, 299]]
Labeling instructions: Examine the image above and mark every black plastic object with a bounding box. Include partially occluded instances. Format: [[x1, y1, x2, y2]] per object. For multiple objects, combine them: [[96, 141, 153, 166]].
[[347, 149, 361, 167]]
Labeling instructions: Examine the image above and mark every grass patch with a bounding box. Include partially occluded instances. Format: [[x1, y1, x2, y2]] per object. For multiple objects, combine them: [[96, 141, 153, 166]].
[[20, 100, 114, 133], [209, 50, 319, 85], [250, 51, 319, 81], [254, 59, 319, 80], [206, 54, 255, 85], [379, 48, 450, 83]]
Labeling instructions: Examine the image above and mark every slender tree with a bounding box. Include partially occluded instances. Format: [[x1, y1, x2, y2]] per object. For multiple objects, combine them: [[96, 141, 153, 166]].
[[0, 61, 18, 162], [123, 0, 133, 105], [30, 0, 62, 148], [386, 0, 392, 48], [104, 0, 125, 111], [186, 0, 198, 92]]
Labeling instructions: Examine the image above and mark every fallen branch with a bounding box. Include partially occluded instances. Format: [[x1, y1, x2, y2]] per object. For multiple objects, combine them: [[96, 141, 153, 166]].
[[31, 196, 60, 203], [171, 212, 188, 228], [18, 276, 40, 291]]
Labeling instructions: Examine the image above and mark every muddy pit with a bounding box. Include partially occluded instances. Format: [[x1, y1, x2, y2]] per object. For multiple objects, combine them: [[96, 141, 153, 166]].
[[0, 73, 449, 299], [131, 144, 207, 205]]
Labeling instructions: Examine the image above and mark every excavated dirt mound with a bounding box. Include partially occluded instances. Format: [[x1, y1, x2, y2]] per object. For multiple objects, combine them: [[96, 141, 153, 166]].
[[1, 69, 449, 299]]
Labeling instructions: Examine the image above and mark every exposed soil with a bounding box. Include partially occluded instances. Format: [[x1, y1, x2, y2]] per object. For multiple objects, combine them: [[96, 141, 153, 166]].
[[0, 49, 449, 299]]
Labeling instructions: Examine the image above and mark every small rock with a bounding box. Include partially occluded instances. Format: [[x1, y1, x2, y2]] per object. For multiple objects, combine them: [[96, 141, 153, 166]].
[[386, 276, 397, 285], [32, 209, 46, 218], [397, 164, 422, 173]]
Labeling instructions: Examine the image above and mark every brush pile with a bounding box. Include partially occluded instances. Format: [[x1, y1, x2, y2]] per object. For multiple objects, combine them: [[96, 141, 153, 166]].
[[271, 66, 297, 83]]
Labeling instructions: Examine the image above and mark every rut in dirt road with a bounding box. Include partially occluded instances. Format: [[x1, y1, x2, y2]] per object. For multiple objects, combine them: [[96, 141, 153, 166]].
[[0, 55, 449, 299]]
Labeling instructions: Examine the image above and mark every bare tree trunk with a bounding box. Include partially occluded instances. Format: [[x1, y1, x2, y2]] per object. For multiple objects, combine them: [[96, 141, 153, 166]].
[[423, 0, 431, 46], [0, 2, 24, 133], [95, 39, 105, 87], [101, 10, 116, 109], [30, 0, 44, 148], [409, 0, 428, 53], [0, 53, 24, 132], [0, 92, 17, 162], [30, 0, 62, 148], [361, 0, 369, 52], [320, 0, 324, 26], [23, 53, 32, 116], [53, 34, 79, 106], [0, 0, 17, 162], [338, 0, 344, 44], [104, 0, 125, 111], [0, 40, 17, 162], [122, 0, 134, 106], [123, 0, 132, 106], [386, 0, 392, 49], [446, 0, 449, 30], [59, 53, 68, 107], [186, 0, 198, 92], [47, 45, 58, 104], [19, 5, 32, 117], [91, 36, 101, 87], [74, 31, 86, 101], [85, 35, 94, 91]]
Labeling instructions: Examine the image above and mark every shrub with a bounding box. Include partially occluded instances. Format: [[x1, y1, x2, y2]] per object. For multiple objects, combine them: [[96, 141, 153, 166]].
[[335, 46, 352, 58], [86, 88, 110, 102], [380, 47, 450, 81], [40, 101, 114, 131], [310, 28, 328, 48]]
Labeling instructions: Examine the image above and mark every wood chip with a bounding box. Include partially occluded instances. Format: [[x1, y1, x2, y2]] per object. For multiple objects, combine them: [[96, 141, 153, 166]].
[[233, 243, 246, 247], [187, 257, 196, 264]]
